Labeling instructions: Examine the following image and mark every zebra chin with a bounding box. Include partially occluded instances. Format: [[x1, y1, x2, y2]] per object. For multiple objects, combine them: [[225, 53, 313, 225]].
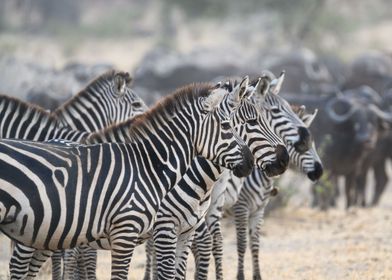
[[307, 161, 323, 181], [262, 144, 289, 177], [230, 145, 254, 178]]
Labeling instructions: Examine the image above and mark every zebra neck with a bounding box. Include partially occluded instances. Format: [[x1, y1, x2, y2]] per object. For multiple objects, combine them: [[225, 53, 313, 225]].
[[52, 127, 91, 143], [53, 88, 111, 132]]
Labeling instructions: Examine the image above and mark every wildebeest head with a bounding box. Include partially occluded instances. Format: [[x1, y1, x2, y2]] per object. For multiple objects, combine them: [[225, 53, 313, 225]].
[[326, 87, 392, 150]]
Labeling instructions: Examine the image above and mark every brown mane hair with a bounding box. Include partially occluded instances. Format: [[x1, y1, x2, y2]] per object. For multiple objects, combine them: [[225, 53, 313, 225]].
[[87, 82, 214, 142]]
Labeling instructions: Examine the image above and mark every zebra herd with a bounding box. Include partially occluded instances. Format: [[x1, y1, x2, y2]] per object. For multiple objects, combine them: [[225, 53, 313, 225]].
[[0, 69, 323, 279]]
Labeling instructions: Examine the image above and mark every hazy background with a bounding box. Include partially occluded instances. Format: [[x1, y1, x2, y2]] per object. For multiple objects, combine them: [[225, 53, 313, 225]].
[[1, 0, 392, 103]]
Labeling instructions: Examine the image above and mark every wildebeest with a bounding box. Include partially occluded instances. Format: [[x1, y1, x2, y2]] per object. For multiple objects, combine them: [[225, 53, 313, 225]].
[[342, 52, 392, 206], [284, 86, 392, 209]]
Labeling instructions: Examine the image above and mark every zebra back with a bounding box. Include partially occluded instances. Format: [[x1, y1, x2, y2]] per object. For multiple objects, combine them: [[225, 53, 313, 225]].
[[0, 94, 88, 142]]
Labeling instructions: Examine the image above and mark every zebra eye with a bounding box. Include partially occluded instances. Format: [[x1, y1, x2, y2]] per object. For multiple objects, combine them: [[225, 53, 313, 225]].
[[271, 108, 280, 114], [247, 119, 258, 126], [221, 121, 231, 130], [132, 101, 143, 107]]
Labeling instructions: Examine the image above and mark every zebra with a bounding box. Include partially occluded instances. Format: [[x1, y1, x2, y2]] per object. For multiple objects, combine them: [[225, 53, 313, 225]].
[[51, 69, 148, 132], [190, 108, 322, 280], [142, 72, 313, 280], [2, 70, 147, 279], [0, 82, 255, 280], [187, 73, 316, 280], [231, 109, 322, 280]]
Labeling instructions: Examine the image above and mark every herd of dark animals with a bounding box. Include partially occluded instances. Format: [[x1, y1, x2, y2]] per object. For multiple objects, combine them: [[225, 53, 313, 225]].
[[26, 50, 392, 210], [278, 51, 392, 209]]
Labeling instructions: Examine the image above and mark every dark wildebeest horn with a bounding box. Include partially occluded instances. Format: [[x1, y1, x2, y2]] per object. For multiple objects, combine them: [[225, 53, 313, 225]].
[[326, 97, 356, 123], [368, 104, 392, 123]]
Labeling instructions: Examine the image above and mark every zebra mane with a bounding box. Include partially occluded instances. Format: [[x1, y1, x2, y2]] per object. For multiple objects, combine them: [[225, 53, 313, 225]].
[[87, 83, 215, 142], [0, 94, 56, 122], [52, 69, 125, 114]]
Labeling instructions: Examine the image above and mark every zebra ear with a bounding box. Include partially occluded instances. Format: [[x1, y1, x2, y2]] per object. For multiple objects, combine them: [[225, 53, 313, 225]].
[[114, 72, 132, 95], [295, 105, 306, 118], [202, 88, 227, 111], [302, 109, 318, 127], [253, 76, 271, 99], [232, 76, 249, 103], [270, 71, 285, 95]]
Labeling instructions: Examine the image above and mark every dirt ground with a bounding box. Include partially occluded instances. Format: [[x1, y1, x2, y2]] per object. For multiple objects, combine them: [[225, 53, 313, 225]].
[[0, 170, 391, 280]]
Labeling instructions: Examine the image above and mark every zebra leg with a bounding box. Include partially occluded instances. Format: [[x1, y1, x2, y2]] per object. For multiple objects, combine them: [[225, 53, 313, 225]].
[[192, 222, 212, 280], [63, 248, 79, 280], [143, 238, 154, 280], [154, 225, 178, 280], [233, 204, 249, 280], [77, 246, 97, 280], [9, 243, 36, 280], [26, 250, 52, 279], [249, 209, 265, 280], [110, 239, 137, 280], [174, 230, 195, 280], [210, 220, 224, 280], [51, 251, 63, 280], [372, 159, 388, 206]]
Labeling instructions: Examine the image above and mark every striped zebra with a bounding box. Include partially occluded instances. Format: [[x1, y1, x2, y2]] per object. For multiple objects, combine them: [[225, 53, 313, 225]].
[[231, 109, 322, 280], [142, 72, 313, 280], [2, 70, 147, 279], [189, 73, 315, 280], [51, 70, 148, 132], [0, 83, 255, 280], [190, 108, 322, 280]]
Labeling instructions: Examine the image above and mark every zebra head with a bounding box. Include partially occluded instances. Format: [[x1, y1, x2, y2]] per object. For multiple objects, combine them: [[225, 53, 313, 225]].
[[288, 108, 323, 181], [109, 71, 148, 122], [217, 76, 289, 177], [197, 86, 254, 178], [253, 71, 312, 154]]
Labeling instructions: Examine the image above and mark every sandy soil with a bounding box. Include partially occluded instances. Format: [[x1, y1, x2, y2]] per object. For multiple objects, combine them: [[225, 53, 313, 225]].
[[0, 173, 391, 280]]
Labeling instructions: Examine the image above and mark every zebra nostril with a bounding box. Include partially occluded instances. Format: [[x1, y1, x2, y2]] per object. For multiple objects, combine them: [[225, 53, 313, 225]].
[[307, 161, 323, 181]]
